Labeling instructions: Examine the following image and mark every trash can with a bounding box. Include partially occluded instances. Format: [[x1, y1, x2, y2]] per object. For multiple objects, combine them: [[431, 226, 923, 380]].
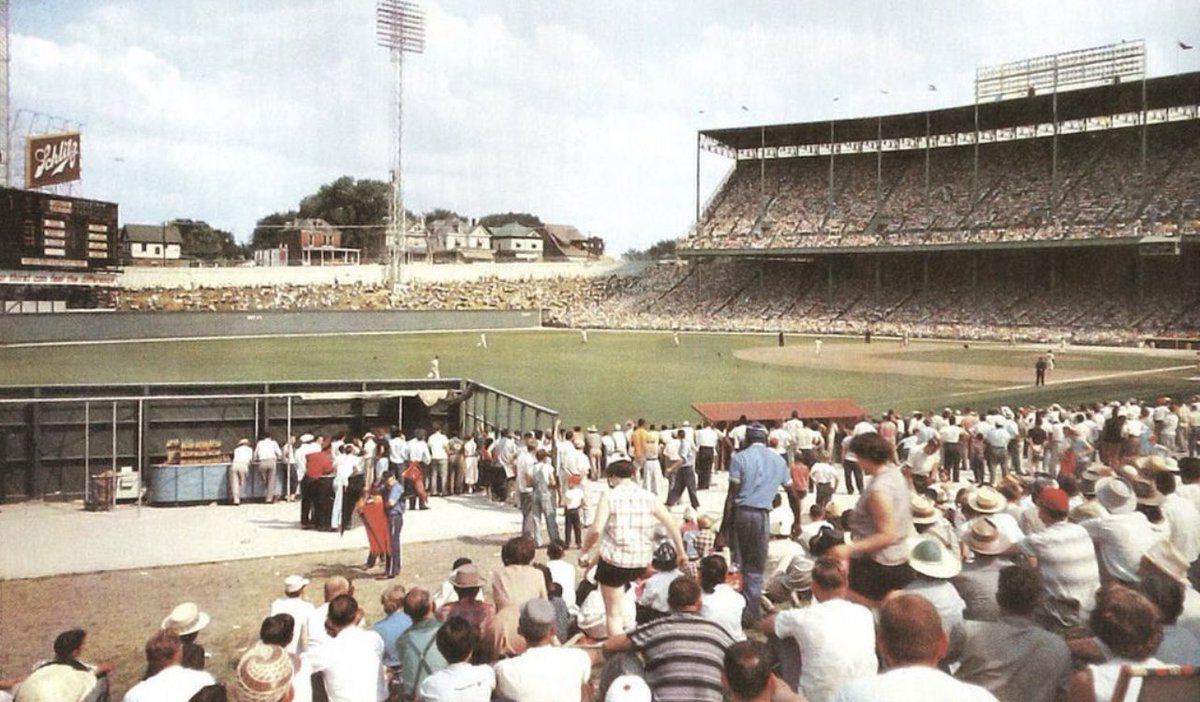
[[87, 471, 116, 511]]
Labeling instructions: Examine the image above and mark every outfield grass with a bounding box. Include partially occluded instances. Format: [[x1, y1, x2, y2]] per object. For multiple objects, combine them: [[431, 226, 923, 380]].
[[1, 330, 1195, 426]]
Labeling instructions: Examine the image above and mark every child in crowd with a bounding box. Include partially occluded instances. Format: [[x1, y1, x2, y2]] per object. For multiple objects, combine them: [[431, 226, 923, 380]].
[[545, 541, 578, 616], [562, 474, 584, 549], [636, 542, 682, 624]]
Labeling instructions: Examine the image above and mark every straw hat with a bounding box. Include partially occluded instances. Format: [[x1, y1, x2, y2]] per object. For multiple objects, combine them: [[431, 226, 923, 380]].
[[161, 602, 210, 636], [1095, 477, 1136, 515], [911, 495, 940, 525], [1142, 541, 1191, 586], [967, 486, 1007, 514], [283, 575, 309, 594], [449, 563, 485, 589], [1131, 478, 1164, 507], [962, 517, 1012, 556], [299, 433, 315, 443], [908, 537, 962, 579]]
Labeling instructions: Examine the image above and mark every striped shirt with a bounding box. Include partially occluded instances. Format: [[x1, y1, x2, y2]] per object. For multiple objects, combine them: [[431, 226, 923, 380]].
[[600, 481, 659, 568], [1019, 520, 1101, 629], [627, 612, 735, 702]]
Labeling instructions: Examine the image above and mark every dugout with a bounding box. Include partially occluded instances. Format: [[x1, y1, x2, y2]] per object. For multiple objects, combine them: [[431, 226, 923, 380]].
[[0, 377, 557, 503]]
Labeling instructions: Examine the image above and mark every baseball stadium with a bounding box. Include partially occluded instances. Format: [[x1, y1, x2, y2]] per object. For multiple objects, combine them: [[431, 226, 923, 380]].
[[3, 5, 1200, 702]]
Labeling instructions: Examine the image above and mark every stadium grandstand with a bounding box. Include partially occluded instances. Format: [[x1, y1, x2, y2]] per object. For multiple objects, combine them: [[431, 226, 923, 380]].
[[647, 44, 1200, 347]]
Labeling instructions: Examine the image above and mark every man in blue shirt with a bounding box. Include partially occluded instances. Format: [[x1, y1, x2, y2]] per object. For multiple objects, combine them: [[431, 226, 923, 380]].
[[729, 423, 790, 626], [384, 472, 405, 579], [373, 583, 413, 670]]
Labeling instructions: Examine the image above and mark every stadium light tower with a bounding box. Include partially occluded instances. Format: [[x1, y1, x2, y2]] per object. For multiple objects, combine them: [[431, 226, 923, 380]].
[[1, 0, 10, 187], [376, 0, 425, 288]]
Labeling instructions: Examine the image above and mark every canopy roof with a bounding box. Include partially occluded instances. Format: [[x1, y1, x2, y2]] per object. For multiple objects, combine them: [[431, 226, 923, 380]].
[[701, 71, 1200, 152]]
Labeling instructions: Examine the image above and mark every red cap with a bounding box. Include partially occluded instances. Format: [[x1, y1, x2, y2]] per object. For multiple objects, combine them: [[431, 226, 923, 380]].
[[1039, 487, 1069, 514]]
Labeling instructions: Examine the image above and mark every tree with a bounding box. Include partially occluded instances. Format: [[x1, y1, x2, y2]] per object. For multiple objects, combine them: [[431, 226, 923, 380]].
[[477, 212, 543, 229], [297, 176, 391, 260], [424, 208, 467, 225], [623, 238, 677, 261], [251, 211, 298, 250], [172, 219, 241, 260]]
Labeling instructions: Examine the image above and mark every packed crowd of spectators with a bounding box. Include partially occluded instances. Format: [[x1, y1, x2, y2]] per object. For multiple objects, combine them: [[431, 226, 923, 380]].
[[688, 122, 1200, 252], [5, 393, 1200, 702], [109, 257, 1200, 347]]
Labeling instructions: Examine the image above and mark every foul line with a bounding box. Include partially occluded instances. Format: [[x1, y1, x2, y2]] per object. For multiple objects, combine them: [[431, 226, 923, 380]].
[[916, 364, 1198, 406]]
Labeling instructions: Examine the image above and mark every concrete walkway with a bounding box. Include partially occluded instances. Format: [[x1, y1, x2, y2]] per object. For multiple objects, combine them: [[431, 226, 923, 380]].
[[1, 473, 740, 580]]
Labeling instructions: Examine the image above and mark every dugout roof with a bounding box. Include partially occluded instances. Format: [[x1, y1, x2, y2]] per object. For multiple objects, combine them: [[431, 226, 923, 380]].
[[700, 71, 1200, 151], [691, 398, 869, 425]]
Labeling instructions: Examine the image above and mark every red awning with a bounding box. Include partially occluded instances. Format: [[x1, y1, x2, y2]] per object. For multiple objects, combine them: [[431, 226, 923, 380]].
[[690, 399, 870, 425]]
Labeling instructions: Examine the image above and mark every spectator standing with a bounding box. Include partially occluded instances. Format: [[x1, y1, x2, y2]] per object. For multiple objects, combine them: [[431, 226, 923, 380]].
[[427, 424, 449, 496], [382, 471, 404, 579], [695, 421, 720, 489], [830, 432, 913, 603], [254, 432, 284, 503], [728, 423, 791, 626], [230, 438, 253, 505], [579, 460, 686, 638]]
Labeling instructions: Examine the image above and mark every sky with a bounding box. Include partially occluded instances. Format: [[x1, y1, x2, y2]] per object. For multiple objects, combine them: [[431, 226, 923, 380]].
[[9, 0, 1200, 254]]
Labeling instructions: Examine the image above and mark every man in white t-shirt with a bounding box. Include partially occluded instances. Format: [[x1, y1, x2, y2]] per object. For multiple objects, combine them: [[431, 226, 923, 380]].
[[254, 432, 284, 503], [307, 594, 387, 702], [268, 575, 314, 654], [427, 424, 450, 496], [809, 462, 839, 507], [230, 438, 254, 506], [123, 630, 215, 702], [832, 593, 998, 702], [761, 556, 876, 702], [303, 576, 352, 653], [494, 599, 592, 702]]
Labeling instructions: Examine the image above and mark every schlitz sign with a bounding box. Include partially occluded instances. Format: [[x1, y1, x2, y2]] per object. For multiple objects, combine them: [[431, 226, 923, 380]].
[[26, 131, 82, 188]]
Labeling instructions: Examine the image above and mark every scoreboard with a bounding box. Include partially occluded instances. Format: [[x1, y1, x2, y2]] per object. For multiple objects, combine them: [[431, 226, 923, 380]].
[[0, 187, 120, 271]]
